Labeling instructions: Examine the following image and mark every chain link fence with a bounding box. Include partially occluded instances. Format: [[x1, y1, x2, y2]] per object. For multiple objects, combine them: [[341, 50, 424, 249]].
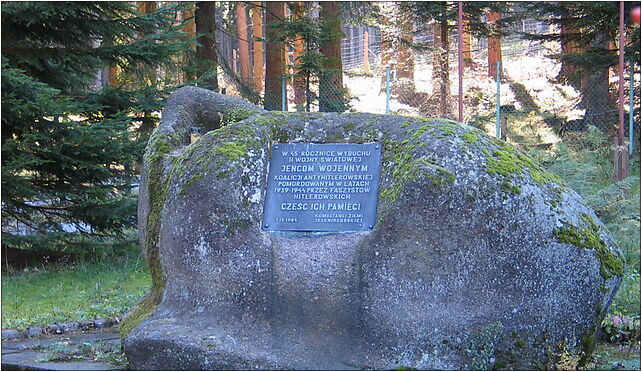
[[215, 18, 640, 155]]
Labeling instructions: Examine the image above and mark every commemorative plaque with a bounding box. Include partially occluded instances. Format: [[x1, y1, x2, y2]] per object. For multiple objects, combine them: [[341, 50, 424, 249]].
[[262, 143, 382, 232]]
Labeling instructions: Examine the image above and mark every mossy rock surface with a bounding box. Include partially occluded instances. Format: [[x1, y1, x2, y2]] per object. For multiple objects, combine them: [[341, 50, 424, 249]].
[[123, 87, 622, 370]]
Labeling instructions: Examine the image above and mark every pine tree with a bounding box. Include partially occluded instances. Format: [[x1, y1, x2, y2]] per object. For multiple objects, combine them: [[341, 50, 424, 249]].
[[394, 2, 510, 116], [195, 1, 218, 91], [519, 2, 641, 132], [251, 2, 264, 92], [266, 2, 349, 112], [318, 1, 347, 112], [291, 2, 308, 108], [264, 1, 286, 110], [1, 2, 191, 253], [236, 2, 251, 86]]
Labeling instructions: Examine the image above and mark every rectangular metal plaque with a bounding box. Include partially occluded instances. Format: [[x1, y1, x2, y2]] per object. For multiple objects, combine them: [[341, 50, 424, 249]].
[[262, 143, 382, 232]]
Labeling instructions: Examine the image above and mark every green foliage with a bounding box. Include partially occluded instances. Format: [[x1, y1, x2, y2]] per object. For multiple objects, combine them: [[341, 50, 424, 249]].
[[1, 252, 151, 330], [1, 2, 192, 252], [519, 2, 640, 68], [269, 2, 351, 112], [468, 322, 503, 370], [401, 2, 514, 36]]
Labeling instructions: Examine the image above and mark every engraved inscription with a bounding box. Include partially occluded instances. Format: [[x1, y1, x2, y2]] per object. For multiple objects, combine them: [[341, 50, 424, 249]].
[[262, 143, 382, 232]]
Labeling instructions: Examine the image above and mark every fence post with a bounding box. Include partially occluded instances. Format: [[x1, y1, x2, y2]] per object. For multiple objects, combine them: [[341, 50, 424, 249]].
[[495, 60, 501, 138], [630, 62, 635, 155], [614, 1, 628, 182], [386, 66, 391, 114], [458, 1, 464, 123], [281, 73, 287, 112]]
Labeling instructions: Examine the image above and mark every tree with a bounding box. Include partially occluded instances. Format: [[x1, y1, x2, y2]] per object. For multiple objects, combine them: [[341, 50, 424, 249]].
[[291, 2, 307, 107], [236, 2, 251, 86], [318, 1, 347, 112], [520, 2, 641, 132], [487, 11, 502, 79], [390, 1, 510, 116], [138, 1, 159, 87], [378, 2, 415, 93], [264, 1, 286, 110], [1, 2, 191, 253], [462, 18, 473, 66], [252, 2, 264, 92], [557, 3, 584, 87], [195, 2, 218, 91], [182, 5, 197, 82], [267, 2, 349, 112], [428, 2, 453, 117]]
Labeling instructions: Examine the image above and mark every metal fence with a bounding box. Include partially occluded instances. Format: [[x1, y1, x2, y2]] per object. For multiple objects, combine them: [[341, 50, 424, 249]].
[[216, 18, 640, 158]]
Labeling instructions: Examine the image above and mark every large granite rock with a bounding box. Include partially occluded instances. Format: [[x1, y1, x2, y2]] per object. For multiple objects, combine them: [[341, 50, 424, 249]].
[[122, 86, 623, 370]]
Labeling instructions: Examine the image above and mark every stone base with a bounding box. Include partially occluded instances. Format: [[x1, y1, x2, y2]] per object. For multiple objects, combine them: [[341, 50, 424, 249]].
[[124, 316, 385, 370]]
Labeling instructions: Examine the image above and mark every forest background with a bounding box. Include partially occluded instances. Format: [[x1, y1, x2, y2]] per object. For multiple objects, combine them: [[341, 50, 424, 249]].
[[1, 2, 640, 369]]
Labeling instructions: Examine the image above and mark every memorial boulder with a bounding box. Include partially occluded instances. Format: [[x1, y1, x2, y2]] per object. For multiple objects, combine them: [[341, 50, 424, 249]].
[[122, 86, 623, 370]]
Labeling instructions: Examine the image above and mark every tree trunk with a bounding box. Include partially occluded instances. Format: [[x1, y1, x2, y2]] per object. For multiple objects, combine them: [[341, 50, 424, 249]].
[[265, 1, 286, 110], [433, 18, 452, 118], [557, 6, 583, 88], [462, 18, 472, 67], [236, 3, 251, 86], [363, 30, 371, 75], [396, 17, 414, 84], [379, 4, 414, 96], [195, 2, 218, 91], [487, 11, 502, 79], [252, 2, 264, 92], [379, 3, 394, 70], [319, 1, 345, 112], [580, 32, 613, 132], [183, 6, 196, 82], [109, 66, 119, 86], [291, 2, 306, 107], [138, 2, 158, 87]]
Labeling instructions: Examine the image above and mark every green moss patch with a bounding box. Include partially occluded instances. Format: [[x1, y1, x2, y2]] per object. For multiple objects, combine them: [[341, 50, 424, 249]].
[[431, 167, 456, 187], [462, 132, 479, 144], [120, 133, 176, 339], [553, 214, 624, 279], [343, 122, 356, 132], [500, 182, 522, 194], [217, 142, 248, 161], [221, 107, 261, 127], [484, 144, 564, 186]]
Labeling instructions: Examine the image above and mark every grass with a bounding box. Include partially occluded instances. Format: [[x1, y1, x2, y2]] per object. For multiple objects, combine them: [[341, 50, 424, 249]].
[[34, 339, 127, 368], [588, 343, 642, 370], [1, 252, 151, 330]]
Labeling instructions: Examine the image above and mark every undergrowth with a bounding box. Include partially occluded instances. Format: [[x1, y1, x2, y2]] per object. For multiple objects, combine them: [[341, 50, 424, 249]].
[[528, 126, 641, 343]]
